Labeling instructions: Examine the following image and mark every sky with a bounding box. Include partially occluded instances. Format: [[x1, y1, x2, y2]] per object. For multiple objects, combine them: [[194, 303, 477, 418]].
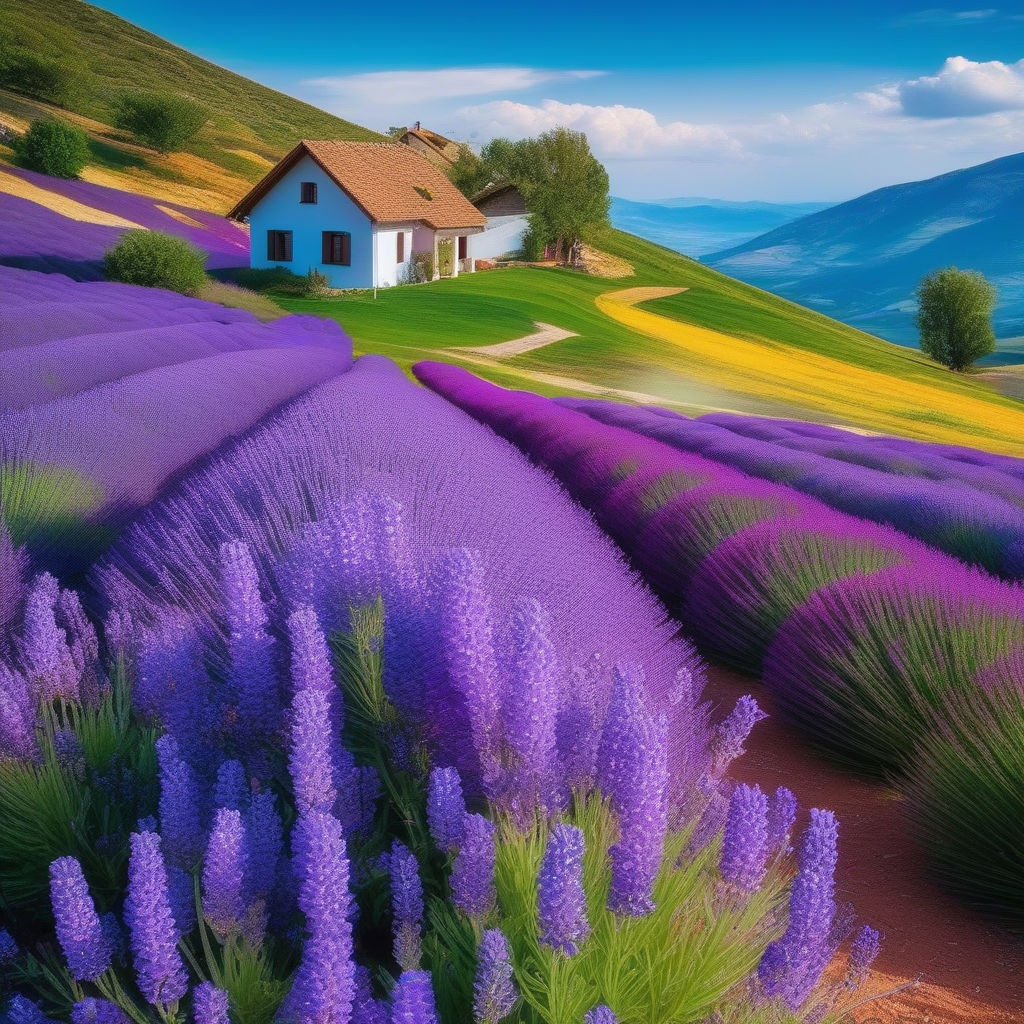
[[93, 0, 1024, 202]]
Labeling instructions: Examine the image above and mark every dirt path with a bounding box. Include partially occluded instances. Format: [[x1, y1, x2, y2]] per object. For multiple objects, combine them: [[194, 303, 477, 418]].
[[707, 666, 1024, 1024], [463, 322, 578, 358]]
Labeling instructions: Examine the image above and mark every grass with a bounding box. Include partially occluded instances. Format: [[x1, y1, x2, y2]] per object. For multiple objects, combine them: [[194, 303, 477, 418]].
[[276, 227, 1024, 455], [0, 0, 382, 211]]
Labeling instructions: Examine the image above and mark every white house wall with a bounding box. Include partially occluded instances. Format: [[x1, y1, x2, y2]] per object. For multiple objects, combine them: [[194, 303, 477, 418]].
[[247, 153, 376, 288], [373, 228, 413, 288], [474, 214, 529, 260]]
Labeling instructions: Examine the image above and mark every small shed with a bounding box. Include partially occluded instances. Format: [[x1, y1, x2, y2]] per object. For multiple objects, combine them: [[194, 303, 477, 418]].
[[472, 183, 530, 261]]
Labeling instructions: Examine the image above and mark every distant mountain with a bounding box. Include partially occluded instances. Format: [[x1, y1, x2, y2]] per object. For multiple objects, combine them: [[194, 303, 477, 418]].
[[609, 197, 830, 257], [705, 152, 1024, 358]]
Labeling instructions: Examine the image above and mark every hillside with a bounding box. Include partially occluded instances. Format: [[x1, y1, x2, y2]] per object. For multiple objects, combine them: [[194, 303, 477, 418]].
[[706, 151, 1024, 353], [0, 0, 381, 211], [610, 196, 829, 256], [274, 226, 1024, 456]]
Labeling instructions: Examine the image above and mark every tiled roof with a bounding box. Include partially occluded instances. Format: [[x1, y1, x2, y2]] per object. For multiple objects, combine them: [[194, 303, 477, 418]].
[[227, 141, 485, 230]]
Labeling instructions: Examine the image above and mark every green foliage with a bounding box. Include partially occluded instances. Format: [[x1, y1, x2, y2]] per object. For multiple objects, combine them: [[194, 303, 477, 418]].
[[103, 229, 207, 295], [916, 267, 997, 371], [437, 238, 454, 278], [0, 44, 80, 106], [14, 118, 89, 178], [0, 670, 157, 917], [447, 145, 490, 198], [113, 91, 209, 154], [225, 266, 308, 294], [521, 227, 547, 262], [903, 683, 1024, 928], [302, 267, 332, 299]]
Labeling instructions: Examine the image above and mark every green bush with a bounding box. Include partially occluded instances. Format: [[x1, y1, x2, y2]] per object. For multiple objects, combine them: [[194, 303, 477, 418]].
[[521, 227, 547, 261], [0, 45, 79, 106], [113, 91, 208, 154], [303, 267, 331, 298], [103, 230, 207, 295], [15, 118, 89, 178]]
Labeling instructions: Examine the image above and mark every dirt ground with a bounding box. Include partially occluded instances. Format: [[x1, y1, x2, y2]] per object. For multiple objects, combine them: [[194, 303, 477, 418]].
[[706, 666, 1024, 1024]]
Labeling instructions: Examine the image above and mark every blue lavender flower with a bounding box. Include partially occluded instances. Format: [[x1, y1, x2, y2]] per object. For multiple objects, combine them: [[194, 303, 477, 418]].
[[49, 856, 110, 981], [289, 686, 338, 816], [473, 929, 517, 1023], [52, 727, 84, 780], [710, 695, 767, 778], [70, 999, 131, 1024], [193, 981, 230, 1024], [504, 598, 560, 816], [537, 824, 589, 955], [353, 963, 388, 1024], [427, 766, 466, 853], [720, 783, 770, 893], [848, 925, 881, 985], [165, 865, 196, 940], [583, 1008, 617, 1024], [287, 604, 336, 697], [767, 787, 798, 856], [758, 808, 839, 1010], [279, 810, 354, 1024], [220, 539, 278, 741], [155, 734, 204, 867], [598, 667, 669, 916], [202, 808, 248, 938], [0, 928, 18, 963], [6, 995, 59, 1024], [214, 759, 249, 811], [245, 789, 283, 900], [20, 573, 78, 703], [451, 813, 496, 919], [390, 841, 424, 971], [390, 970, 438, 1024], [124, 830, 188, 1006]]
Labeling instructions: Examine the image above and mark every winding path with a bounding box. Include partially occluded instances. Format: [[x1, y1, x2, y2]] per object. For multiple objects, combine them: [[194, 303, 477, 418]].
[[463, 321, 578, 358]]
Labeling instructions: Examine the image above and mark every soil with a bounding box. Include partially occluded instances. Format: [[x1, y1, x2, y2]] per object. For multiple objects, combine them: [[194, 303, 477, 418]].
[[706, 665, 1024, 1024]]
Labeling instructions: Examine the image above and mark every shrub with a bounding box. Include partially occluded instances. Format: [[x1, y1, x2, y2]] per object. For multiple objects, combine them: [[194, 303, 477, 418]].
[[302, 267, 331, 298], [521, 227, 547, 261], [113, 91, 208, 154], [103, 229, 207, 294], [14, 119, 89, 179], [903, 675, 1024, 928], [0, 46, 78, 106]]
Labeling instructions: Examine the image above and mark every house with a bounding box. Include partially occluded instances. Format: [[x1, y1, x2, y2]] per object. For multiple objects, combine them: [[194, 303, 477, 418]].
[[471, 182, 530, 261], [397, 123, 464, 171], [227, 140, 485, 289]]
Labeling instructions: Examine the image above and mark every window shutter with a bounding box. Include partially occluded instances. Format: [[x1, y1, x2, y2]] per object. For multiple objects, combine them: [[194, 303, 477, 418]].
[[396, 232, 405, 264], [341, 233, 351, 266], [458, 236, 467, 260], [283, 232, 292, 262], [267, 231, 275, 261]]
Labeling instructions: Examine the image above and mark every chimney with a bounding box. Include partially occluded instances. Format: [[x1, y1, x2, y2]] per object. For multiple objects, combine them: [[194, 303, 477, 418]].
[[415, 120, 421, 131]]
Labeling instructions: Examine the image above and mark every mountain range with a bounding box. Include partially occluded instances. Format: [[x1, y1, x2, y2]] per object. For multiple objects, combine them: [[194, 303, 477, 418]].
[[704, 153, 1024, 357]]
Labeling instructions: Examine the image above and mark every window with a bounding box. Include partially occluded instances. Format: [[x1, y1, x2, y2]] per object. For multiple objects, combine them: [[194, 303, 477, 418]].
[[396, 232, 405, 264], [266, 230, 292, 262], [322, 231, 351, 266], [300, 181, 318, 204], [458, 236, 468, 260]]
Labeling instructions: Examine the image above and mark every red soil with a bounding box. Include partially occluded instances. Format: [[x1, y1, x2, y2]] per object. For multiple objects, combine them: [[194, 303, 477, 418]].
[[706, 666, 1024, 1024]]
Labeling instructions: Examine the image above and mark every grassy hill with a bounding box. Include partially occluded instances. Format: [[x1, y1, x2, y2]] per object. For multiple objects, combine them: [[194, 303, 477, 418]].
[[0, 0, 381, 211], [274, 227, 1024, 456]]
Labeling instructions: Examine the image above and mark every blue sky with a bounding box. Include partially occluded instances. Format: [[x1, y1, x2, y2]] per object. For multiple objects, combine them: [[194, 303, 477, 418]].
[[94, 1, 1024, 201]]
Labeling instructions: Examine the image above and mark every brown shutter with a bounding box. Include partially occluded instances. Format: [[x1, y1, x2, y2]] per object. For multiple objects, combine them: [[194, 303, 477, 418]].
[[396, 232, 405, 264], [267, 231, 275, 260], [341, 233, 351, 266]]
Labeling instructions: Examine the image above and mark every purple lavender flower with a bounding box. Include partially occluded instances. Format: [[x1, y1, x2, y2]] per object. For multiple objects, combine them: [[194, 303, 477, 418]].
[[720, 783, 770, 893], [537, 824, 590, 955], [6, 995, 59, 1024], [0, 928, 18, 963], [156, 734, 204, 867], [390, 841, 424, 971], [390, 970, 438, 1024], [279, 809, 354, 1024], [289, 686, 337, 815], [124, 830, 188, 1006], [848, 925, 881, 985], [759, 808, 840, 1010], [220, 539, 278, 740], [473, 929, 517, 1023], [70, 1000, 130, 1024], [214, 759, 249, 811], [202, 808, 247, 938], [193, 982, 230, 1024], [710, 695, 767, 778], [52, 727, 84, 779], [598, 667, 669, 916], [165, 865, 196, 939], [353, 963, 387, 1024], [767, 787, 798, 857], [503, 598, 560, 815], [245, 790, 283, 900], [583, 1008, 617, 1024], [427, 766, 466, 853], [287, 604, 336, 697], [56, 589, 102, 704], [20, 573, 77, 702], [0, 665, 36, 760], [49, 856, 110, 981], [451, 813, 496, 919]]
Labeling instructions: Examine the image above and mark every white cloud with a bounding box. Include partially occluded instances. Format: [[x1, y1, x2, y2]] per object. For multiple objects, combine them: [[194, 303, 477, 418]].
[[305, 67, 604, 107], [896, 55, 1024, 117], [453, 98, 743, 159], [899, 8, 1000, 24]]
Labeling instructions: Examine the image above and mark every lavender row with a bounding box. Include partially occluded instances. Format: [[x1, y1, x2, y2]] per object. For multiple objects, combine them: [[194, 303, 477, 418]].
[[562, 397, 1024, 579], [415, 362, 1024, 778]]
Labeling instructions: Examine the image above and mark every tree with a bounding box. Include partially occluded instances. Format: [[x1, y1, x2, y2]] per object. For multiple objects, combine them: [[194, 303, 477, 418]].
[[15, 119, 89, 178], [916, 267, 997, 371], [446, 145, 489, 198], [103, 230, 207, 295], [0, 45, 80, 107], [114, 92, 208, 154]]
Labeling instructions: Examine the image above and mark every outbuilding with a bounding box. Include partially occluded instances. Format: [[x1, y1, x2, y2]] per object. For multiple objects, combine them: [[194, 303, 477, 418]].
[[471, 182, 530, 261]]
